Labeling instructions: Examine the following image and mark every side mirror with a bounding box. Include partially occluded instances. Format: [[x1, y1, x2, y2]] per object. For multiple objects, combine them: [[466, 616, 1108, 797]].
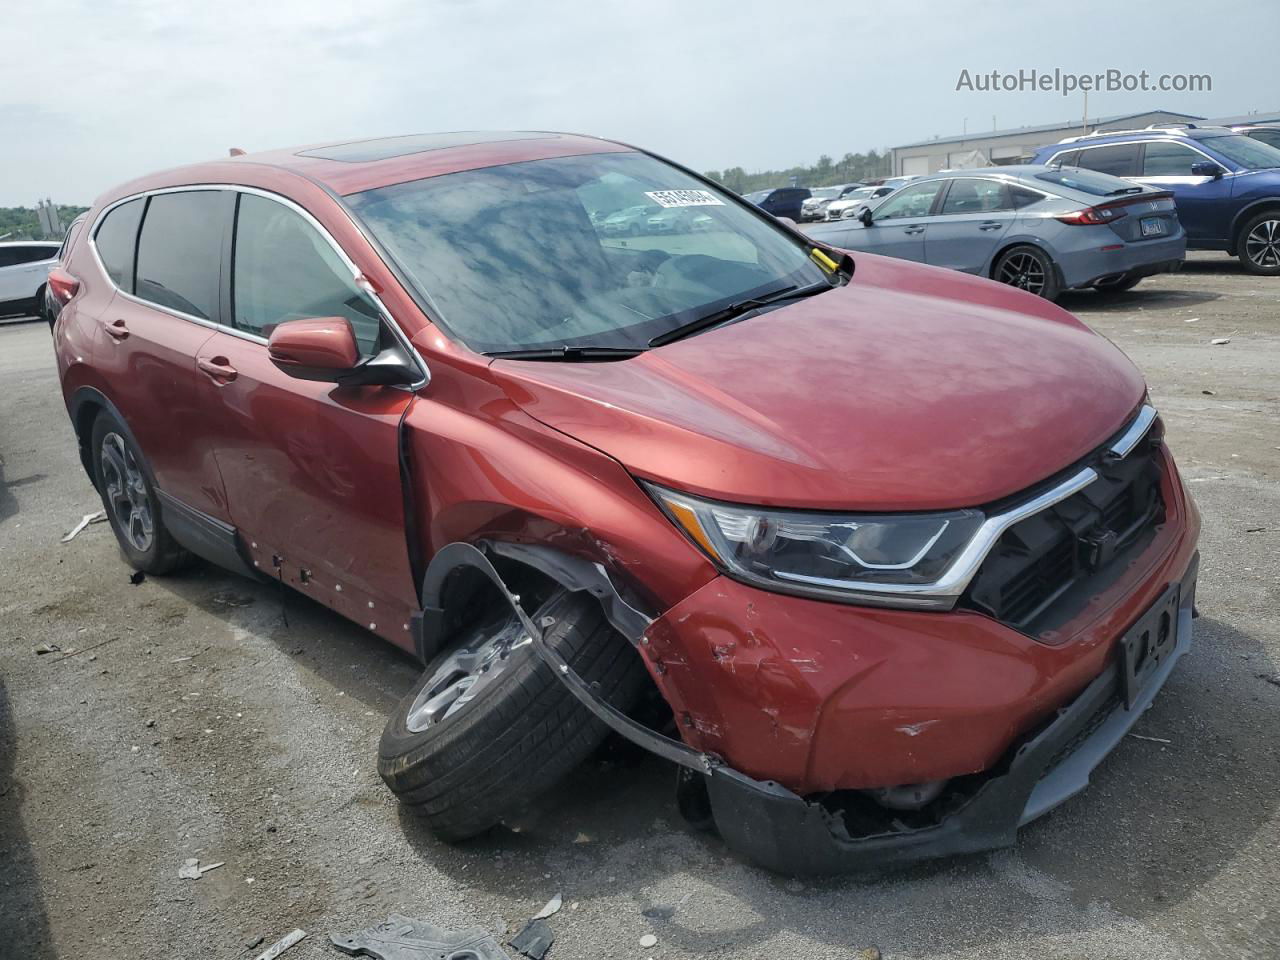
[[268, 316, 423, 387], [268, 317, 360, 381], [859, 206, 874, 226], [1190, 160, 1224, 179]]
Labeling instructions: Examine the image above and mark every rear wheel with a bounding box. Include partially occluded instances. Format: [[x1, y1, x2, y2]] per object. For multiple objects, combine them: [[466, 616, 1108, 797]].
[[1093, 273, 1143, 294], [379, 588, 648, 841], [89, 411, 190, 575], [993, 245, 1062, 301], [1237, 212, 1280, 275]]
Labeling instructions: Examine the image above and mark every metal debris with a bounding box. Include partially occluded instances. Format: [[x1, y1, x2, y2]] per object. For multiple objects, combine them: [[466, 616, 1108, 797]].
[[61, 510, 107, 543], [330, 916, 506, 960], [177, 857, 224, 880], [509, 918, 555, 960], [253, 929, 306, 960], [1129, 734, 1172, 744], [34, 642, 61, 655], [1210, 337, 1231, 345], [531, 893, 562, 920]]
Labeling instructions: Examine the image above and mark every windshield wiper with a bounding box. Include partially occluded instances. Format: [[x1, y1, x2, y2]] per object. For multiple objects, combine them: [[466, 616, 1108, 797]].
[[648, 279, 833, 348], [486, 345, 646, 361]]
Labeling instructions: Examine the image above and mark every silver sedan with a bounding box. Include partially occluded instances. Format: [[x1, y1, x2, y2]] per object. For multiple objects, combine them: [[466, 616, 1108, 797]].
[[805, 166, 1187, 301]]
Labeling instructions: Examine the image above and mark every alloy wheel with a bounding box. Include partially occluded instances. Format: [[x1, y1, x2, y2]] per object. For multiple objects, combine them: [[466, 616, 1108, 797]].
[[998, 252, 1047, 295], [405, 611, 532, 732], [100, 432, 154, 552], [1245, 219, 1280, 269]]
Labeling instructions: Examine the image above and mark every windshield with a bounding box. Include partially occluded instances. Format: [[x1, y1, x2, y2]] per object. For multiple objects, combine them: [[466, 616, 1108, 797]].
[[347, 153, 827, 354], [838, 188, 875, 203], [810, 187, 841, 199], [1199, 134, 1280, 170]]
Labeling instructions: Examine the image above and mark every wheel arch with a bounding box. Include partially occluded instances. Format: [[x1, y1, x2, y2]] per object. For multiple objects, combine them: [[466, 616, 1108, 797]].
[[67, 386, 146, 491], [1227, 198, 1280, 255], [415, 539, 655, 664], [988, 238, 1066, 293]]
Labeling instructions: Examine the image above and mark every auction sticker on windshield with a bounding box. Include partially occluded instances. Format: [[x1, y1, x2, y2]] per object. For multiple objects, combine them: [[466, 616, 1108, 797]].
[[645, 189, 724, 207]]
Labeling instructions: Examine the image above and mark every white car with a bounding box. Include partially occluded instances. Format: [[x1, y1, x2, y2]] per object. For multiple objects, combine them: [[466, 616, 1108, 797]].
[[0, 241, 60, 318], [824, 177, 920, 221]]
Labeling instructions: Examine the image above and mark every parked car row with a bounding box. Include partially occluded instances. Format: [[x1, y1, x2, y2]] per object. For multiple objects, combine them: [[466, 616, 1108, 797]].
[[799, 183, 863, 221]]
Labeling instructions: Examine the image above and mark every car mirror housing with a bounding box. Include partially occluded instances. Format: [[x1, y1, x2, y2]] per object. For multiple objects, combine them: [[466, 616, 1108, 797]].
[[267, 316, 420, 388], [268, 317, 361, 380], [1190, 160, 1224, 179]]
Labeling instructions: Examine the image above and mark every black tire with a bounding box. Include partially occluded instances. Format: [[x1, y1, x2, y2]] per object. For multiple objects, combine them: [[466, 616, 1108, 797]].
[[379, 589, 648, 841], [1236, 211, 1280, 276], [993, 244, 1062, 301], [1093, 273, 1143, 294], [89, 411, 191, 575]]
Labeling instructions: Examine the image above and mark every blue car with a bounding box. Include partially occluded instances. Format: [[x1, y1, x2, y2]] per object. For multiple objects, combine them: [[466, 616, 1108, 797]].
[[1033, 125, 1280, 275], [805, 165, 1185, 301]]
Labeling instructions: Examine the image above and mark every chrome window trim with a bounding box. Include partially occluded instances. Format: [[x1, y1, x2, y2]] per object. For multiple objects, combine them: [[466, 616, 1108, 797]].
[[1044, 138, 1234, 178], [86, 183, 430, 390], [721, 403, 1157, 609]]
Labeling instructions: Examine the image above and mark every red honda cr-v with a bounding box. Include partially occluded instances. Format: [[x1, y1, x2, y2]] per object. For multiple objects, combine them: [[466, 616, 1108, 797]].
[[51, 131, 1199, 874]]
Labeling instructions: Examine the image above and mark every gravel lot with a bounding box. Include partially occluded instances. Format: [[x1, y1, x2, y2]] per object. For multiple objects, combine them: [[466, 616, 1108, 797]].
[[2, 252, 1277, 960]]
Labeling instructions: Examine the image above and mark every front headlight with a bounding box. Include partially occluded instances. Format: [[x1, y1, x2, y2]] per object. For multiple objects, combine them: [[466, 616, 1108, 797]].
[[646, 483, 984, 609]]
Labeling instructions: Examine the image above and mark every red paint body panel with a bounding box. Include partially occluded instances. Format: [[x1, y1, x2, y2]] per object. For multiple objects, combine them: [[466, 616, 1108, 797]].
[[495, 252, 1147, 511], [195, 331, 419, 648], [644, 447, 1200, 792]]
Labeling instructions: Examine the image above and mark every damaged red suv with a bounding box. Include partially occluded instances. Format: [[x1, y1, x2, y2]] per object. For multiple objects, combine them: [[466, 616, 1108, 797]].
[[52, 132, 1199, 873]]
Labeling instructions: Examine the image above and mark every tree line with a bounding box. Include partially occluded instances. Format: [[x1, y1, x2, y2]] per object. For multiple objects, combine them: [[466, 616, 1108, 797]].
[[704, 149, 893, 194], [0, 205, 89, 241]]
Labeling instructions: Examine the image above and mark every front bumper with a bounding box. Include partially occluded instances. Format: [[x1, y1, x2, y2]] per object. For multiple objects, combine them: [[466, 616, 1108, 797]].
[[705, 555, 1198, 874]]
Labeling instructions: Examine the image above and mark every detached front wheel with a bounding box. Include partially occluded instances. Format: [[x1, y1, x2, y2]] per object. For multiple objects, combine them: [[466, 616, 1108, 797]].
[[379, 588, 648, 841]]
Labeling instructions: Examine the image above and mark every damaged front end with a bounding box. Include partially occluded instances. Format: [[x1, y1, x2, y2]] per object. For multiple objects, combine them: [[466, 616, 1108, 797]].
[[417, 535, 1198, 875]]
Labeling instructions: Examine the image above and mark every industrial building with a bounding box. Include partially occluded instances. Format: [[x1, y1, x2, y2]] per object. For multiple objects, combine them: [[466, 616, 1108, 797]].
[[890, 108, 1280, 176]]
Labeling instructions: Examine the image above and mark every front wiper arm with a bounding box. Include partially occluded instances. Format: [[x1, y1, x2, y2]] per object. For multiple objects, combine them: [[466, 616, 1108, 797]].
[[648, 280, 831, 348], [486, 345, 646, 361]]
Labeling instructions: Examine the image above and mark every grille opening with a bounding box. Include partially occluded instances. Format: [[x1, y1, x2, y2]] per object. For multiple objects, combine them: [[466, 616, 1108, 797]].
[[961, 432, 1165, 637]]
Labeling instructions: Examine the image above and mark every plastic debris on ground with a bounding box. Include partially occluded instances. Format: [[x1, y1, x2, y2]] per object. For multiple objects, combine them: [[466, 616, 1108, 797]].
[[61, 510, 107, 543], [531, 893, 562, 920], [509, 918, 555, 960], [253, 929, 306, 960], [330, 916, 507, 960], [177, 857, 224, 879]]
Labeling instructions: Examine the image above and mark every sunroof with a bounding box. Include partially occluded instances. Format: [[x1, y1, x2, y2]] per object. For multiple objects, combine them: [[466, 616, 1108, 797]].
[[297, 131, 556, 163]]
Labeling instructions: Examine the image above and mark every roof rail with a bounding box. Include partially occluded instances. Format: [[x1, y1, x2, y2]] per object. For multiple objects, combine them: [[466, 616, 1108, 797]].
[[1146, 122, 1197, 130], [1055, 124, 1206, 145]]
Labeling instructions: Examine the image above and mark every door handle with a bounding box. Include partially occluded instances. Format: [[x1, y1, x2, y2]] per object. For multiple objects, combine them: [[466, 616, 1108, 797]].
[[103, 318, 129, 340], [904, 226, 926, 235], [197, 356, 238, 384], [979, 221, 1004, 230]]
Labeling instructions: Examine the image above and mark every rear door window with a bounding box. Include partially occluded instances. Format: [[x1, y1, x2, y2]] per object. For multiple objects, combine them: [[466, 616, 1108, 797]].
[[93, 199, 145, 292], [1074, 143, 1141, 177], [134, 192, 226, 320], [940, 179, 1013, 215], [232, 192, 383, 355]]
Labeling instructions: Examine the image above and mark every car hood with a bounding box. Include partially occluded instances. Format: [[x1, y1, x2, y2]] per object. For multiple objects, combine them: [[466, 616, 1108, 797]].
[[491, 253, 1146, 511]]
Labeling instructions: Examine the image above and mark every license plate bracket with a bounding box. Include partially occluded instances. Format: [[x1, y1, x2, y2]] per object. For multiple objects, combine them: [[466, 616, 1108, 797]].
[[1141, 216, 1166, 237], [1118, 583, 1180, 709]]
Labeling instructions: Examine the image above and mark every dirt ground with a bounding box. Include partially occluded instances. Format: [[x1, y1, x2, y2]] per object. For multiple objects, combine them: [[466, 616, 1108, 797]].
[[2, 252, 1277, 960]]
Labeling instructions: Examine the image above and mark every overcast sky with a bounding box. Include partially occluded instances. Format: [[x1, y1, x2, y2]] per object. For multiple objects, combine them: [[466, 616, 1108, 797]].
[[3, 0, 1277, 207]]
